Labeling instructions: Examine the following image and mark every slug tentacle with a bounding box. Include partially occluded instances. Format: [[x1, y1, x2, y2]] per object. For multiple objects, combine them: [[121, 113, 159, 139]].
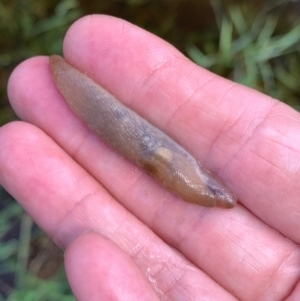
[[50, 55, 237, 208]]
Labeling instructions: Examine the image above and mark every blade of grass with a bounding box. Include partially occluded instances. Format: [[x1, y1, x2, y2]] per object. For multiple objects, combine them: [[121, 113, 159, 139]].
[[186, 44, 215, 68], [258, 60, 276, 95], [219, 17, 233, 65], [256, 16, 278, 47], [229, 5, 248, 35], [15, 214, 33, 289]]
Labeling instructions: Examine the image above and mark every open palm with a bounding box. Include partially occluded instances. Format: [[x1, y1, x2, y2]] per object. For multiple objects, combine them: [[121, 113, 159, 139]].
[[1, 15, 300, 301]]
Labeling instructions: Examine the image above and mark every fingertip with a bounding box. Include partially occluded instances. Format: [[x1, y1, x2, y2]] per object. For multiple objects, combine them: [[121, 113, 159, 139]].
[[65, 232, 159, 301], [62, 14, 184, 83], [7, 56, 50, 119], [0, 121, 40, 161]]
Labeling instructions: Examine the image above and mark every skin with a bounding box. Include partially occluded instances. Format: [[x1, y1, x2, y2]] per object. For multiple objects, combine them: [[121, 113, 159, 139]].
[[1, 15, 300, 301], [50, 55, 237, 208]]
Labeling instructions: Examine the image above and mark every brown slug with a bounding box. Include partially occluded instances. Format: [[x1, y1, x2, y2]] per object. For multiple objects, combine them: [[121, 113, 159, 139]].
[[49, 55, 237, 208]]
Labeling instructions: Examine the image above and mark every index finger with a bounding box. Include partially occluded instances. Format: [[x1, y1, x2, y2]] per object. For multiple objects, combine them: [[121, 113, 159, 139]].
[[60, 15, 300, 242]]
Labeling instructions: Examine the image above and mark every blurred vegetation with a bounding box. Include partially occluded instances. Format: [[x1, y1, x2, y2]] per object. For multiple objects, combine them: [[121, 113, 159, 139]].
[[0, 187, 74, 300], [0, 0, 300, 299]]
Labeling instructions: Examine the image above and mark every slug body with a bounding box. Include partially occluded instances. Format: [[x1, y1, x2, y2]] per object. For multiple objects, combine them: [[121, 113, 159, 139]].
[[50, 55, 237, 208]]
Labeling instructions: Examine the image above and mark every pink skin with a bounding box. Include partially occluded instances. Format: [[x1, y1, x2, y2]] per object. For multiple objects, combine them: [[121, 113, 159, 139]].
[[65, 232, 159, 301], [1, 15, 300, 300]]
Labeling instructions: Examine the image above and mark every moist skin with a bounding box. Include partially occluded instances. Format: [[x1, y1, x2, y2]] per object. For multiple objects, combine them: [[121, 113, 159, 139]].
[[50, 55, 237, 208]]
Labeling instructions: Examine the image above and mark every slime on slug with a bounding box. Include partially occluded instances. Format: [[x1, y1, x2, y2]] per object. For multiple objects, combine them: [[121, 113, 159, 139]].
[[49, 55, 237, 208]]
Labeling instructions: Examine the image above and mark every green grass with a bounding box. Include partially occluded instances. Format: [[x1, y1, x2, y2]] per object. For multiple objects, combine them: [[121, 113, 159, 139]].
[[186, 0, 300, 107], [0, 187, 74, 300]]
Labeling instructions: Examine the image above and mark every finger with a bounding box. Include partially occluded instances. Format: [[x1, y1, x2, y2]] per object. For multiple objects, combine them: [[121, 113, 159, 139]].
[[62, 15, 300, 242], [0, 122, 236, 301], [286, 282, 300, 301], [2, 124, 299, 301], [65, 232, 160, 301]]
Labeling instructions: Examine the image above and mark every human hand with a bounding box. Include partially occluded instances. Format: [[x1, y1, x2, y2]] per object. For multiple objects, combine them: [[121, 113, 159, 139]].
[[1, 15, 300, 300]]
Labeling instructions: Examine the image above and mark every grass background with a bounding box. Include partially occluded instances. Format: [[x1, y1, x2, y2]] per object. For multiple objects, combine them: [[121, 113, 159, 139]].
[[0, 0, 300, 299]]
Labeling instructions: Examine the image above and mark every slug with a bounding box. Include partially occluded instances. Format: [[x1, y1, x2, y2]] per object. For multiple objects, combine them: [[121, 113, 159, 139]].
[[49, 55, 237, 208]]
